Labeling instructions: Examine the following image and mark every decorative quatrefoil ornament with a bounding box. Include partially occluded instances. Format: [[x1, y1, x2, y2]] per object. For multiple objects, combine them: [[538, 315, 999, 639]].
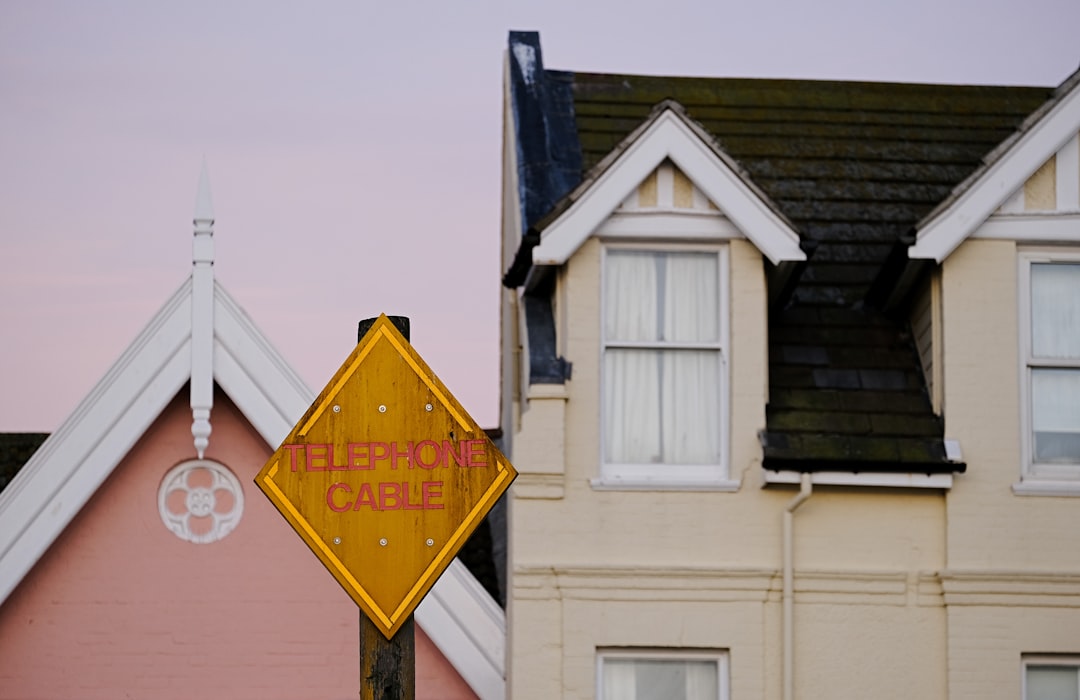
[[158, 460, 244, 544]]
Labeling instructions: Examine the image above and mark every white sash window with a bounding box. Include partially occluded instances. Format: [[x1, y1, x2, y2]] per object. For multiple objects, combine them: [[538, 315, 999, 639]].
[[602, 247, 728, 485], [1024, 657, 1080, 700], [599, 650, 727, 700], [1021, 252, 1080, 481]]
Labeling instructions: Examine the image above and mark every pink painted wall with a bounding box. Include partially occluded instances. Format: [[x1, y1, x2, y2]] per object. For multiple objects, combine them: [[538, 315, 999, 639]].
[[0, 388, 478, 700]]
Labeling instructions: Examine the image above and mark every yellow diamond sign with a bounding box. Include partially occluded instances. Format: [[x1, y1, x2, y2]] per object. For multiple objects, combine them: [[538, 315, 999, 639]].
[[255, 315, 516, 638]]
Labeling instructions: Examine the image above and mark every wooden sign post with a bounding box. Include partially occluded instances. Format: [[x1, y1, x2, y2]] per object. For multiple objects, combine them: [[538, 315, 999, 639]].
[[255, 314, 516, 698], [357, 315, 414, 700]]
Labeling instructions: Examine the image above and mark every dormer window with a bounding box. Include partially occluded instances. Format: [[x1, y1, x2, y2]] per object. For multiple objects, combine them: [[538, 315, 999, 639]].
[[1021, 250, 1080, 481], [601, 245, 729, 485]]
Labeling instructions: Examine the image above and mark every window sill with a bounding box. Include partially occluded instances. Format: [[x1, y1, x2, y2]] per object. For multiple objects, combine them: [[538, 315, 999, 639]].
[[763, 470, 954, 489], [590, 477, 741, 492], [1012, 479, 1080, 496]]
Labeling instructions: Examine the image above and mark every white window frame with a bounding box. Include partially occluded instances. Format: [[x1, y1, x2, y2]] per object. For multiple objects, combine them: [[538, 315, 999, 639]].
[[1023, 655, 1080, 700], [595, 242, 733, 490], [1016, 248, 1080, 495], [597, 648, 730, 700]]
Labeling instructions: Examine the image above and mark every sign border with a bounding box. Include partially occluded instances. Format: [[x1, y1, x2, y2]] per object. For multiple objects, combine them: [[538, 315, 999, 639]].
[[254, 314, 516, 637]]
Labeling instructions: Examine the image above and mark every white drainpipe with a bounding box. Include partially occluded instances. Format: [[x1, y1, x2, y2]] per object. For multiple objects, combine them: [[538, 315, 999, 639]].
[[783, 473, 813, 700]]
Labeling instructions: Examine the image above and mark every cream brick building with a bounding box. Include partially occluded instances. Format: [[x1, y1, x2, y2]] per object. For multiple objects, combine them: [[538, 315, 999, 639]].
[[499, 31, 1080, 700]]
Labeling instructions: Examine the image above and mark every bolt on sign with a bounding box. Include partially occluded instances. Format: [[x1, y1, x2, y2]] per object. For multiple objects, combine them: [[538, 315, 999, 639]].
[[255, 314, 517, 638]]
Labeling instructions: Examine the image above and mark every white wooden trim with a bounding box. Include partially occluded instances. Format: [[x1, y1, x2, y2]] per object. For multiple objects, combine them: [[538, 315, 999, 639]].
[[0, 350, 190, 605], [1019, 249, 1036, 483], [590, 477, 741, 492], [1013, 479, 1080, 496], [191, 165, 215, 458], [191, 259, 214, 456], [910, 83, 1080, 262], [763, 470, 954, 489], [971, 213, 1080, 241], [999, 187, 1026, 214], [1058, 134, 1080, 211], [0, 281, 193, 603], [692, 180, 712, 210], [595, 211, 741, 240], [532, 109, 804, 266], [418, 560, 507, 700], [212, 283, 313, 447]]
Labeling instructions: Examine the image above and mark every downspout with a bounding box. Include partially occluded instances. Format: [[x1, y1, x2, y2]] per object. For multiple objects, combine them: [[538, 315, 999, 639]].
[[783, 473, 813, 700]]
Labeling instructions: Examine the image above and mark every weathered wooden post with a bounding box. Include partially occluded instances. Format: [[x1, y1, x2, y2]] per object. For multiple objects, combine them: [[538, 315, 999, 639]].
[[255, 314, 515, 700], [357, 315, 414, 700]]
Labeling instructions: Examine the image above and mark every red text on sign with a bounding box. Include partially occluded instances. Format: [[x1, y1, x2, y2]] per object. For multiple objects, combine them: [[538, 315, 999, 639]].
[[326, 481, 444, 512], [284, 440, 488, 472]]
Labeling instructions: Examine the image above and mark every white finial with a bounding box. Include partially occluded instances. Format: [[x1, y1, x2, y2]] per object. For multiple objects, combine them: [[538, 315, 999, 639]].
[[194, 158, 214, 224], [191, 161, 215, 458]]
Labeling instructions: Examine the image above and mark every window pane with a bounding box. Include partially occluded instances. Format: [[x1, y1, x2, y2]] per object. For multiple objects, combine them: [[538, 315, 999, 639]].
[[1032, 369, 1080, 463], [604, 248, 722, 470], [636, 660, 688, 699], [606, 251, 659, 342], [1027, 665, 1079, 700], [662, 350, 720, 464], [605, 250, 718, 343], [663, 252, 718, 343], [603, 659, 639, 700], [602, 658, 718, 700], [1032, 263, 1080, 359], [605, 349, 662, 464], [605, 349, 719, 465]]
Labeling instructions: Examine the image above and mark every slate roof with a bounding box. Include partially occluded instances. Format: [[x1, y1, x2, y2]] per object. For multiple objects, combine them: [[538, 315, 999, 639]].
[[505, 30, 1057, 474]]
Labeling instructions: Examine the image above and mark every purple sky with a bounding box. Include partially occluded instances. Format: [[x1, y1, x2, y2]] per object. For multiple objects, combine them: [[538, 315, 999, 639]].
[[2, 0, 1078, 432]]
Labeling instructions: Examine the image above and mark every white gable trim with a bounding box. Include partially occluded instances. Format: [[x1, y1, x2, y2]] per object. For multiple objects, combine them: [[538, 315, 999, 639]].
[[0, 279, 506, 700], [910, 79, 1080, 262], [595, 211, 743, 240], [0, 281, 193, 604], [211, 282, 313, 445], [532, 109, 805, 266], [418, 559, 507, 700], [970, 212, 1080, 241]]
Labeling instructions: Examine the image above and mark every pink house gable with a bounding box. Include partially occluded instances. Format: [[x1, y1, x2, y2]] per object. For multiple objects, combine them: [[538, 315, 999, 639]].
[[0, 390, 478, 699], [0, 173, 503, 699]]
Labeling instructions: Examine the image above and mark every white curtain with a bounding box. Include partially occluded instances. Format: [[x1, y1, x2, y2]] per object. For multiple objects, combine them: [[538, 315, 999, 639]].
[[684, 660, 719, 700], [603, 659, 638, 700], [1032, 263, 1080, 358], [605, 251, 661, 463], [605, 251, 720, 466], [662, 253, 719, 464], [664, 253, 718, 344]]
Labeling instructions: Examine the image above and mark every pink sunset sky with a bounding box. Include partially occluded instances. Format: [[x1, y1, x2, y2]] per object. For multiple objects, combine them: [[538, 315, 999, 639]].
[[2, 0, 1078, 433]]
